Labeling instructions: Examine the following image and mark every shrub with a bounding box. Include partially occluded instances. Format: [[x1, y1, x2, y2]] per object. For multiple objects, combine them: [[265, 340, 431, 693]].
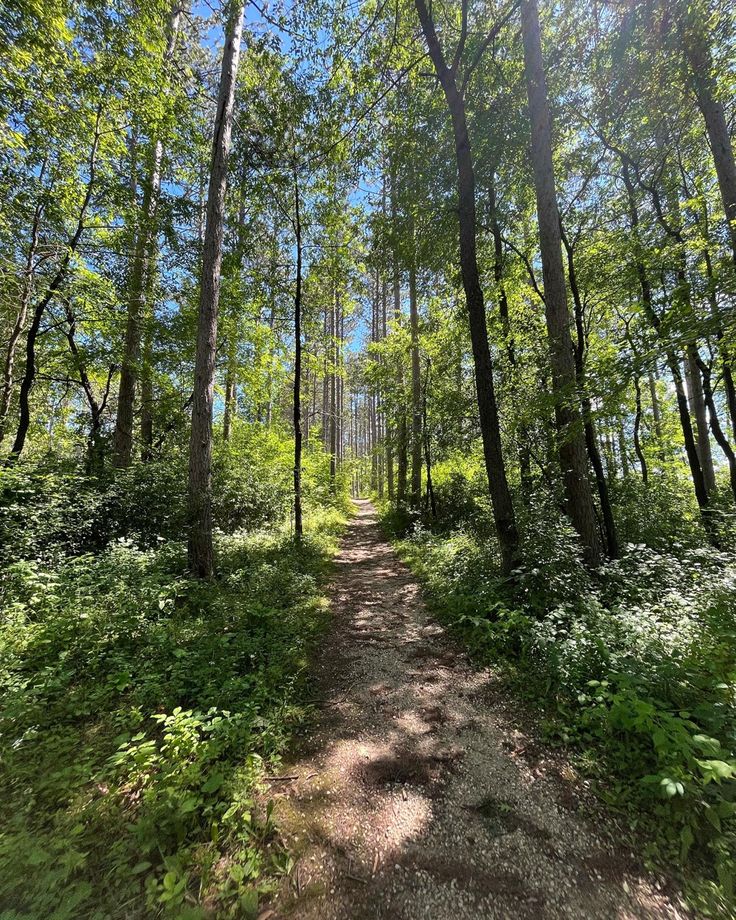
[[0, 509, 346, 918]]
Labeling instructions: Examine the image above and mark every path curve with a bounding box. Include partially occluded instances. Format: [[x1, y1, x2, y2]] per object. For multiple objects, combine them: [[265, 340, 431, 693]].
[[268, 500, 688, 920]]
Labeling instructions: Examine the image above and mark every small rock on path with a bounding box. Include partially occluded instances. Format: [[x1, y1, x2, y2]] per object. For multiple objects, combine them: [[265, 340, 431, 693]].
[[268, 500, 689, 920]]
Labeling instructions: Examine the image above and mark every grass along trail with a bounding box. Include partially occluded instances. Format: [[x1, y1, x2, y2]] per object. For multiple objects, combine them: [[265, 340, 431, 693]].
[[267, 500, 688, 920]]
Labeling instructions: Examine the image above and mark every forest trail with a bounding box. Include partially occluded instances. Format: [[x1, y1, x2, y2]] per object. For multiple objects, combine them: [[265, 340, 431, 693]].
[[269, 501, 687, 920]]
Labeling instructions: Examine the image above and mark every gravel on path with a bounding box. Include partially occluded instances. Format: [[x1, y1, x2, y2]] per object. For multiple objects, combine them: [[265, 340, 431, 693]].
[[267, 500, 690, 920]]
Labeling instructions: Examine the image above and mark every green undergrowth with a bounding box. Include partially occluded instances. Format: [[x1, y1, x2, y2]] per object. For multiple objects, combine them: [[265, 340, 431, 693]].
[[381, 505, 736, 918], [0, 506, 346, 920]]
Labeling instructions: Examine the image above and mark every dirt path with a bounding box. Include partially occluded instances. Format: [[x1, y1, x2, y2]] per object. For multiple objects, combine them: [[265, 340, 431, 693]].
[[268, 501, 688, 919]]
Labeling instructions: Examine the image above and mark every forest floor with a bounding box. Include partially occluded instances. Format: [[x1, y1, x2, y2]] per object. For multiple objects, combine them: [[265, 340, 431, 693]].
[[266, 500, 691, 920]]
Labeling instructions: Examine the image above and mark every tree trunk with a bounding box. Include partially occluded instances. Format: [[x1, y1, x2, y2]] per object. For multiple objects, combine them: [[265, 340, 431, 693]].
[[490, 178, 532, 502], [293, 166, 303, 538], [113, 161, 154, 467], [338, 298, 344, 465], [700, 219, 736, 439], [617, 424, 629, 477], [620, 162, 714, 525], [0, 171, 45, 442], [222, 336, 236, 441], [423, 359, 437, 518], [521, 0, 601, 564], [382, 268, 394, 498], [415, 0, 520, 574], [391, 160, 408, 506], [633, 377, 648, 484], [139, 245, 157, 459], [563, 227, 619, 558], [62, 301, 113, 474], [683, 28, 736, 265], [685, 343, 716, 494], [329, 292, 337, 490], [322, 307, 329, 447], [187, 1, 244, 576], [409, 236, 422, 508], [648, 368, 662, 441], [696, 354, 736, 500], [114, 2, 183, 467], [9, 113, 102, 461]]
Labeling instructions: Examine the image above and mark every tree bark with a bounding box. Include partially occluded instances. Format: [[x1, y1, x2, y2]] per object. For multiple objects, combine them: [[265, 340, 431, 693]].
[[682, 25, 736, 265], [114, 2, 183, 467], [423, 359, 437, 518], [409, 231, 422, 508], [415, 0, 520, 574], [695, 353, 736, 500], [562, 226, 619, 558], [0, 169, 45, 442], [490, 178, 532, 502], [9, 113, 102, 461], [222, 331, 237, 442], [187, 1, 244, 576], [633, 377, 648, 484], [648, 368, 662, 441], [139, 243, 157, 459], [293, 165, 303, 538], [621, 166, 716, 538], [617, 424, 629, 477], [329, 291, 337, 490], [382, 264, 394, 498], [390, 159, 408, 506], [521, 0, 601, 564], [62, 301, 113, 473], [685, 344, 716, 494]]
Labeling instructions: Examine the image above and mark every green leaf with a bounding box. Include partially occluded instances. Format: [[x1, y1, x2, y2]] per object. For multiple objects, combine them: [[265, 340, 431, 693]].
[[202, 772, 225, 793]]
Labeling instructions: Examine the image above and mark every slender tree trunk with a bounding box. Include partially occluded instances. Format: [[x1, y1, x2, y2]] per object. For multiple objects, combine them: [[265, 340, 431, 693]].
[[338, 299, 344, 465], [617, 424, 629, 477], [9, 113, 102, 461], [265, 302, 276, 425], [303, 328, 310, 446], [382, 270, 394, 498], [139, 244, 157, 459], [673, 359, 713, 515], [329, 292, 337, 490], [685, 343, 716, 494], [409, 235, 422, 507], [489, 179, 533, 502], [0, 172, 45, 442], [187, 1, 244, 576], [114, 163, 154, 466], [423, 359, 437, 518], [695, 354, 736, 500], [322, 307, 329, 447], [370, 272, 379, 492], [222, 337, 236, 441], [621, 162, 712, 518], [114, 2, 183, 467], [563, 228, 619, 557], [700, 217, 736, 438], [633, 377, 648, 484], [62, 301, 113, 473], [521, 0, 601, 564], [648, 369, 662, 441], [682, 29, 736, 265], [293, 166, 303, 538], [657, 179, 718, 498], [415, 0, 520, 574], [391, 162, 408, 506]]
